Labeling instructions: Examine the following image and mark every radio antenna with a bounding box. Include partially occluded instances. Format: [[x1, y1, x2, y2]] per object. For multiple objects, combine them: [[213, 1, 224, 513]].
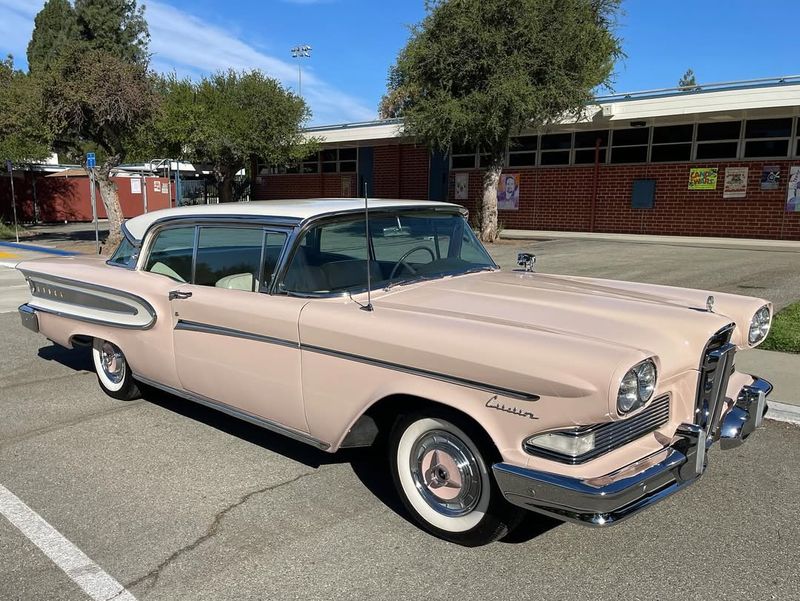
[[361, 181, 374, 312]]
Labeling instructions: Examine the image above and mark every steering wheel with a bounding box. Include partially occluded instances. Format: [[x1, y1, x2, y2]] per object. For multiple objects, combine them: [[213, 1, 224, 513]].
[[388, 246, 437, 281]]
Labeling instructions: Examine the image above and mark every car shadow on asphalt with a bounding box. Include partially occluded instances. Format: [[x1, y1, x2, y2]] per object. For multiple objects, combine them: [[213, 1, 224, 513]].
[[40, 342, 562, 545]]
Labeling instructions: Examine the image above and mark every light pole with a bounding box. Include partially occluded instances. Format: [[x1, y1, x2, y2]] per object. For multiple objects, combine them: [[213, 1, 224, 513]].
[[290, 45, 312, 97]]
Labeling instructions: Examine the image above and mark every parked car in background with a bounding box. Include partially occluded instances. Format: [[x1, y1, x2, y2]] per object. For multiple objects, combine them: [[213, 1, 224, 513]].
[[16, 199, 772, 545]]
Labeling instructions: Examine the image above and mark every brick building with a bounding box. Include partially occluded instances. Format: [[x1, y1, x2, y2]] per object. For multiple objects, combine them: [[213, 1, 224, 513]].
[[253, 76, 800, 240]]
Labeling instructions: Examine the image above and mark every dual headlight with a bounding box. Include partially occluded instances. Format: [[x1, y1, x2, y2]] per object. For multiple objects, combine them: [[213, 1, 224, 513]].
[[617, 358, 657, 414], [748, 305, 771, 346]]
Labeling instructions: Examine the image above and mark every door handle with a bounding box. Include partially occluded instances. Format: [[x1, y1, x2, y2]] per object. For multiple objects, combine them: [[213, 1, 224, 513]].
[[169, 290, 193, 301]]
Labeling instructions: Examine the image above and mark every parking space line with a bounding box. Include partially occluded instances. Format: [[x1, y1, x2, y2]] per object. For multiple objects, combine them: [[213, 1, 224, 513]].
[[0, 484, 137, 601]]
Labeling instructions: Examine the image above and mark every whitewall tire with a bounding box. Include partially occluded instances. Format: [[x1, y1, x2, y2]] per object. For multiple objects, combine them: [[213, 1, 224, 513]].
[[92, 339, 140, 401], [389, 410, 524, 546]]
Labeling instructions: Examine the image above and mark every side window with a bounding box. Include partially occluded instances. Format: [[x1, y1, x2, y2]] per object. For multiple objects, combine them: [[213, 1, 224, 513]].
[[262, 232, 288, 289], [145, 227, 195, 282], [109, 238, 138, 268], [194, 227, 264, 291]]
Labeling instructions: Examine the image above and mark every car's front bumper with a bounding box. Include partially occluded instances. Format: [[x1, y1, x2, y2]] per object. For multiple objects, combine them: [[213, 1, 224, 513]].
[[492, 377, 771, 526]]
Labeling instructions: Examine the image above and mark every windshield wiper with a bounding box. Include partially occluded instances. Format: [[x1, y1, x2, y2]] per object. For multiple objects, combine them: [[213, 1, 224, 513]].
[[383, 273, 441, 291]]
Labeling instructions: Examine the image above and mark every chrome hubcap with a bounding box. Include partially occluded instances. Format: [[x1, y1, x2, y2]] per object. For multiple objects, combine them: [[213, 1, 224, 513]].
[[410, 429, 482, 517], [100, 342, 125, 384]]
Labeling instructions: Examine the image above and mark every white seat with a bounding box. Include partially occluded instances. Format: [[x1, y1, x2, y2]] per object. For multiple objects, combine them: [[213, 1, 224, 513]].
[[149, 262, 185, 282], [215, 273, 255, 291]]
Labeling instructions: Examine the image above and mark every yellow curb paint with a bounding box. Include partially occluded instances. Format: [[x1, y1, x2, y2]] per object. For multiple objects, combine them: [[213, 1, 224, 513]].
[[0, 252, 20, 259]]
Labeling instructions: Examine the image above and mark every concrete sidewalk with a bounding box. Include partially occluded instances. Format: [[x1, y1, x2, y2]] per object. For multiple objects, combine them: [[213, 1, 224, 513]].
[[501, 229, 800, 252], [736, 348, 800, 408]]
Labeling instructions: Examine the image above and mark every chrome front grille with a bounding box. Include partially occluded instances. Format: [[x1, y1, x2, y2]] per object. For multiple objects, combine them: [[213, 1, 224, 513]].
[[696, 325, 737, 439], [524, 395, 671, 464]]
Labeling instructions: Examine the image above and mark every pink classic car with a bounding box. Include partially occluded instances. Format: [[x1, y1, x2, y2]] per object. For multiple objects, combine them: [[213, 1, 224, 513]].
[[17, 199, 772, 546]]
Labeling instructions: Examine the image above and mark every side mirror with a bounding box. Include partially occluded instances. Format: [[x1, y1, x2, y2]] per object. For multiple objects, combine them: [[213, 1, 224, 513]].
[[517, 252, 536, 273]]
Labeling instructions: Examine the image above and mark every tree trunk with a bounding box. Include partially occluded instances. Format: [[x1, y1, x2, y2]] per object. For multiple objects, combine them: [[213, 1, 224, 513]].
[[479, 160, 502, 243], [94, 158, 124, 254], [215, 163, 236, 203]]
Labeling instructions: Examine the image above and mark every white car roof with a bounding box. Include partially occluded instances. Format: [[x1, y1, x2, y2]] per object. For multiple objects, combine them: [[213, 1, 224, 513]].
[[123, 198, 463, 242]]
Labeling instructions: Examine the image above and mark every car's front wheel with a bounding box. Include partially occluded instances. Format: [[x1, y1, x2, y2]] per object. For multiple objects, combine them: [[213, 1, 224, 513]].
[[389, 410, 524, 546], [92, 338, 140, 401]]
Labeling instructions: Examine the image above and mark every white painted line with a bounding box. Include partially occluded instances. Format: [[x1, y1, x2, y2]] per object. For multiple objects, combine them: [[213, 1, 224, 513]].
[[0, 484, 138, 601], [766, 400, 800, 426]]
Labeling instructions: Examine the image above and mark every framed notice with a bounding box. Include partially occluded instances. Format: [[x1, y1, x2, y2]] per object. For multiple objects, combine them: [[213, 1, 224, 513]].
[[153, 180, 161, 193], [130, 177, 142, 194], [497, 173, 520, 210], [787, 166, 800, 212], [761, 165, 780, 190], [688, 168, 718, 190], [454, 172, 469, 200], [341, 176, 352, 197], [723, 167, 748, 198]]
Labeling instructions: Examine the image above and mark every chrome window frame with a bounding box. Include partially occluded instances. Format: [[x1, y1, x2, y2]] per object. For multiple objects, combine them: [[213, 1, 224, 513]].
[[105, 221, 141, 269]]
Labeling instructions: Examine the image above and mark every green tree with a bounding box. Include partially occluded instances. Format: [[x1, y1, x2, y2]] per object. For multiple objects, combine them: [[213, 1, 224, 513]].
[[386, 0, 622, 241], [0, 56, 51, 164], [26, 0, 79, 73], [74, 0, 149, 65], [40, 47, 158, 249], [153, 70, 313, 203], [28, 0, 153, 251], [678, 68, 698, 91]]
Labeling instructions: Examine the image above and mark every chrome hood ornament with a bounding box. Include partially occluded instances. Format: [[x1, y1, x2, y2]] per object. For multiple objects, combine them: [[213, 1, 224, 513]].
[[517, 252, 536, 273], [706, 295, 715, 312]]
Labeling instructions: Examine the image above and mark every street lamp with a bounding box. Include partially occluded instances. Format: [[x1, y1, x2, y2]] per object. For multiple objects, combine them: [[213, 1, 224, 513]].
[[290, 45, 312, 97]]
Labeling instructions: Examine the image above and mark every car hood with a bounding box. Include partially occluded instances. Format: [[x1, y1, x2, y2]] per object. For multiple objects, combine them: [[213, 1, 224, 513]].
[[374, 270, 768, 374]]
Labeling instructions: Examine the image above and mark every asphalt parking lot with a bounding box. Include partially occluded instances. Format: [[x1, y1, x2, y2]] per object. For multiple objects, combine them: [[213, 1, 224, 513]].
[[1, 237, 800, 600]]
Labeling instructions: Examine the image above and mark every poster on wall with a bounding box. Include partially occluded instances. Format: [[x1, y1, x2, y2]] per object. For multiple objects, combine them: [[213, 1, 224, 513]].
[[497, 173, 520, 210], [341, 176, 352, 197], [761, 165, 780, 190], [688, 167, 718, 190], [454, 172, 469, 200], [153, 180, 161, 193], [130, 177, 142, 194], [786, 166, 800, 212], [723, 167, 748, 198]]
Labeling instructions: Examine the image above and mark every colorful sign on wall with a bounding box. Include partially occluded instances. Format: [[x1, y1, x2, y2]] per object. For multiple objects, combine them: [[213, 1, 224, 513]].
[[688, 167, 718, 190], [723, 167, 748, 198], [786, 166, 800, 212], [454, 172, 469, 200], [761, 165, 780, 190], [497, 173, 520, 210]]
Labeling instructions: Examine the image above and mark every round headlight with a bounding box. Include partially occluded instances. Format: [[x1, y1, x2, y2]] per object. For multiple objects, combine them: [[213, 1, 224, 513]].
[[617, 359, 657, 414], [748, 305, 771, 345]]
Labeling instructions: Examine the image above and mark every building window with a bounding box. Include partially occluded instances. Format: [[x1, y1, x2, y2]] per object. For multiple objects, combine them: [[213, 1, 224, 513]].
[[508, 135, 537, 167], [573, 130, 608, 164], [651, 124, 693, 162], [320, 147, 358, 173], [743, 118, 791, 158], [696, 121, 740, 160], [450, 144, 476, 169], [540, 133, 571, 165], [610, 128, 649, 163]]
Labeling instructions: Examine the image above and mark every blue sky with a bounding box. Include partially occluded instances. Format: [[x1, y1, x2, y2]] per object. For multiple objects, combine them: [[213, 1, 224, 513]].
[[1, 0, 798, 125]]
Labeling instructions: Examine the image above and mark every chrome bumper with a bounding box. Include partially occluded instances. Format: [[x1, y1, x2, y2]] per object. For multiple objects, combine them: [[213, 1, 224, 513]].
[[18, 304, 39, 333], [493, 378, 771, 526]]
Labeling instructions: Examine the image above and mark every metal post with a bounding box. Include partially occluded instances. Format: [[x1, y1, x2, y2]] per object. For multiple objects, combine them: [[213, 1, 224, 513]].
[[167, 161, 173, 207], [31, 173, 39, 224], [175, 161, 182, 207], [89, 169, 99, 254], [7, 163, 19, 243], [142, 168, 148, 213]]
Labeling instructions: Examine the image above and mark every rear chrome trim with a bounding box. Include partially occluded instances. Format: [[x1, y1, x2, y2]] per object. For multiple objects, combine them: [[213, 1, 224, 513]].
[[133, 373, 330, 450], [18, 304, 39, 333]]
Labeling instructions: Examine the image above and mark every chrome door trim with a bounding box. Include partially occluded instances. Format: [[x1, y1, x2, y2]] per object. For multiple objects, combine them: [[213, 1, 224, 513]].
[[175, 319, 299, 349], [133, 373, 330, 450]]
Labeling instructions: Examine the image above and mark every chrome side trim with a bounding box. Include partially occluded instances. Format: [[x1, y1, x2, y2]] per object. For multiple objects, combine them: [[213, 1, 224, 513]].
[[301, 343, 540, 402], [175, 320, 299, 349], [132, 373, 330, 450], [30, 281, 137, 315], [173, 319, 539, 402]]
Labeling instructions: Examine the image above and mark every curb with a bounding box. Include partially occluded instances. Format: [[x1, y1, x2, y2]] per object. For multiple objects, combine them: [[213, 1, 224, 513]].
[[0, 241, 78, 256], [766, 401, 800, 426]]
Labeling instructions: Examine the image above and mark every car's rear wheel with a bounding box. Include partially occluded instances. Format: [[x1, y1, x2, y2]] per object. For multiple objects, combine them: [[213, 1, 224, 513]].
[[389, 410, 524, 546], [92, 338, 140, 401]]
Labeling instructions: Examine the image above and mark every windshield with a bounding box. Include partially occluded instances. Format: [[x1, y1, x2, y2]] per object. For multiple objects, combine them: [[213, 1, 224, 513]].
[[281, 211, 496, 295]]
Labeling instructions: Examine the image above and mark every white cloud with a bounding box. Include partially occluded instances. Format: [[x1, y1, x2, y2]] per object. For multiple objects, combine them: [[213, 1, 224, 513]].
[[0, 0, 375, 125]]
